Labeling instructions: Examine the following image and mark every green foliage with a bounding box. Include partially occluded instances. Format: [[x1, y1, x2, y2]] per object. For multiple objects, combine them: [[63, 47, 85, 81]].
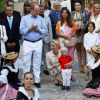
[[0, 0, 6, 12]]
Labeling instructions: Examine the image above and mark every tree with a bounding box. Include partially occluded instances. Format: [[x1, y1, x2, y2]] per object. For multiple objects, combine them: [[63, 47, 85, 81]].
[[0, 0, 6, 12]]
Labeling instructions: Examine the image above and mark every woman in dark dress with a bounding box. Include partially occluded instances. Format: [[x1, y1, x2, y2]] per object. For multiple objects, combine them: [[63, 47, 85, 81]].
[[83, 45, 100, 98]]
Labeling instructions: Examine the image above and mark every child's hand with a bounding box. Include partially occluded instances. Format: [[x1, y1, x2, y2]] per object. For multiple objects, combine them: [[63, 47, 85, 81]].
[[87, 50, 92, 54], [64, 63, 71, 69]]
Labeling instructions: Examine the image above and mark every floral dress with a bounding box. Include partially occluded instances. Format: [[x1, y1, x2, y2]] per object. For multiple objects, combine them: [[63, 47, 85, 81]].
[[46, 50, 61, 81]]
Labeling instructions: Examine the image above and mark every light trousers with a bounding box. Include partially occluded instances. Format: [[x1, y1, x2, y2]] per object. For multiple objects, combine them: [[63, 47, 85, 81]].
[[62, 69, 72, 86], [42, 41, 50, 69], [22, 40, 43, 83]]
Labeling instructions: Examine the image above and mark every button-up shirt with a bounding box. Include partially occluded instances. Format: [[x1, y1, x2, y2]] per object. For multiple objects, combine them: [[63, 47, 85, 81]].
[[7, 16, 13, 29], [20, 14, 48, 41], [84, 32, 100, 51]]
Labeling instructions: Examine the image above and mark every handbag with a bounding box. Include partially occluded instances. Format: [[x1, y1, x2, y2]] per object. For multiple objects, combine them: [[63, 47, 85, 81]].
[[64, 38, 78, 47]]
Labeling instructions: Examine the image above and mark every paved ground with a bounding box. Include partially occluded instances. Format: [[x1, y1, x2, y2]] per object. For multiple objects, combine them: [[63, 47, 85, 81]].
[[15, 3, 100, 100], [39, 63, 95, 100]]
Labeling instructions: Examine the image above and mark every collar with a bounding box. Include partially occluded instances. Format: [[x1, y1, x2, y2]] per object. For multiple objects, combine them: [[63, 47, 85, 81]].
[[30, 14, 39, 18], [5, 64, 18, 73], [18, 87, 35, 98], [88, 31, 95, 34], [7, 16, 13, 20], [19, 87, 29, 97]]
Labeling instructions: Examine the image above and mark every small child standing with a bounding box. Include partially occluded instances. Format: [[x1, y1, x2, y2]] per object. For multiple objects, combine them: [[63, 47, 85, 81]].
[[58, 47, 73, 91]]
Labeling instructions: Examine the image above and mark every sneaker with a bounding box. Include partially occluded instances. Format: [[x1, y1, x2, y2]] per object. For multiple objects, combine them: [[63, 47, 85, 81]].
[[61, 86, 66, 90], [66, 86, 70, 91], [43, 69, 50, 75]]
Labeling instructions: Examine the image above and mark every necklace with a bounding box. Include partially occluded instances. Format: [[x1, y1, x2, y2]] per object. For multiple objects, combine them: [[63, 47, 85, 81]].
[[75, 12, 81, 21]]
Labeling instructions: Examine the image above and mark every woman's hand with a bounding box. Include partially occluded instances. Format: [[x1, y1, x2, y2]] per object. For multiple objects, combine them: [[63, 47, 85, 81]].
[[64, 35, 71, 40]]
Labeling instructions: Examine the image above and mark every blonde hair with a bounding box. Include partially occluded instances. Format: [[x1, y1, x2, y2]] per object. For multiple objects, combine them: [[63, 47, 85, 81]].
[[53, 1, 60, 6], [93, 3, 100, 13], [61, 47, 68, 53], [51, 40, 59, 45]]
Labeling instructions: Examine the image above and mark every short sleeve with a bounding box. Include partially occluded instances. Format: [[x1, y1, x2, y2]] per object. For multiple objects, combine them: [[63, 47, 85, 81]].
[[56, 21, 60, 31], [72, 20, 77, 31], [68, 55, 73, 62], [58, 57, 61, 63]]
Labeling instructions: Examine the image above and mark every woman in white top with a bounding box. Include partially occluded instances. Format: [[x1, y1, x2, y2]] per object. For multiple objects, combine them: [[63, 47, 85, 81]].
[[90, 3, 100, 38], [17, 72, 40, 100], [84, 22, 100, 66], [0, 25, 8, 55]]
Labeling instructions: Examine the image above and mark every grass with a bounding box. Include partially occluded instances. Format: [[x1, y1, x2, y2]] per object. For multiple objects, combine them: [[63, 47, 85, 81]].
[[0, 0, 6, 12]]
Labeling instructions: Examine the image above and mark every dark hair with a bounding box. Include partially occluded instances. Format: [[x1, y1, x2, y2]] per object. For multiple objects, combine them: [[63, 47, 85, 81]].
[[24, 1, 31, 7], [40, 0, 48, 9], [87, 22, 95, 30], [74, 0, 82, 5], [39, 4, 44, 8], [23, 72, 34, 79], [87, 0, 95, 3], [84, 22, 95, 33], [23, 1, 31, 15], [60, 7, 72, 27], [6, 0, 14, 5]]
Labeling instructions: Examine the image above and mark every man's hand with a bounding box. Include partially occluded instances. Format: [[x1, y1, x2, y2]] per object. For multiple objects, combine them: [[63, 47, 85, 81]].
[[28, 24, 39, 32], [7, 42, 16, 48]]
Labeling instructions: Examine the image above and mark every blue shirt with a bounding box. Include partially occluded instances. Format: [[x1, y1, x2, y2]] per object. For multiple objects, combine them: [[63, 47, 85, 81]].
[[49, 10, 60, 39], [20, 14, 48, 41]]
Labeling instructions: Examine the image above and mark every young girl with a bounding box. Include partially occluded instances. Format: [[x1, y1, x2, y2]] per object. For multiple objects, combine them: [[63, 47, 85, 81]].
[[58, 47, 73, 91], [82, 45, 100, 98], [0, 52, 20, 100], [17, 72, 40, 100], [84, 22, 100, 79]]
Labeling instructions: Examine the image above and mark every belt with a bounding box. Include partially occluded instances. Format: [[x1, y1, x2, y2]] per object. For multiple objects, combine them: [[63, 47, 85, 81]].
[[24, 38, 41, 43]]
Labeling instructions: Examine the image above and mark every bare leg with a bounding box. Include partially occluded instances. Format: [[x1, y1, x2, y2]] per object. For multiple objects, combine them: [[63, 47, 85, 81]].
[[76, 43, 83, 72], [81, 43, 86, 70]]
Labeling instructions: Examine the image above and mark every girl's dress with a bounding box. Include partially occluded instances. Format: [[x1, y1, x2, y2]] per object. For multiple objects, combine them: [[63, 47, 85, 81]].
[[17, 87, 40, 100], [0, 64, 19, 100], [82, 59, 100, 98]]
